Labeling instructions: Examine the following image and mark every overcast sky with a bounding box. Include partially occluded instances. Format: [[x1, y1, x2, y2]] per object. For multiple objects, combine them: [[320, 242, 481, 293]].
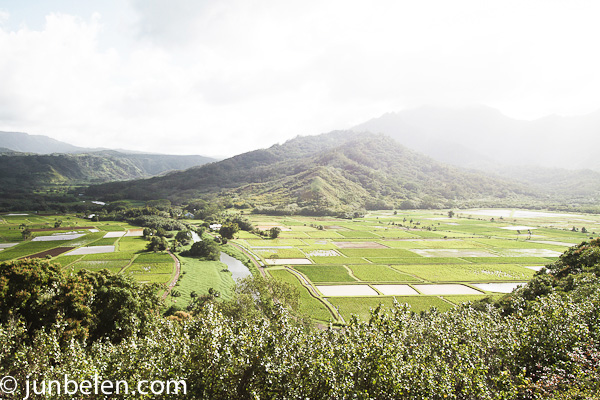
[[1, 0, 599, 157]]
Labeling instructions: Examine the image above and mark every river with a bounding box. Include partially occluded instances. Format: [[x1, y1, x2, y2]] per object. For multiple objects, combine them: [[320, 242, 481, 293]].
[[190, 230, 251, 281], [191, 231, 201, 243], [220, 252, 252, 281]]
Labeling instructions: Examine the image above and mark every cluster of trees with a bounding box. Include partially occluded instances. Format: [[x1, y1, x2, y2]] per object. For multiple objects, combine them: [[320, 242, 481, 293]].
[[2, 239, 600, 398], [0, 260, 161, 344]]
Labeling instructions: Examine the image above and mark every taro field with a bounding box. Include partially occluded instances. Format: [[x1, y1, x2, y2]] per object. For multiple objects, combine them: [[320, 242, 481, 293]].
[[0, 213, 176, 289], [233, 209, 599, 323]]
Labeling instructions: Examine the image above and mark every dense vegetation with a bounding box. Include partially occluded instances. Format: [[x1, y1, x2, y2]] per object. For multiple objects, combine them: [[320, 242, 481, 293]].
[[0, 151, 214, 211], [87, 132, 537, 214], [1, 238, 599, 399]]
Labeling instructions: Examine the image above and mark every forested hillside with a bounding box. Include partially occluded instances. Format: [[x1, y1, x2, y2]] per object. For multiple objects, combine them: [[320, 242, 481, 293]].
[[0, 151, 215, 192], [87, 131, 535, 213]]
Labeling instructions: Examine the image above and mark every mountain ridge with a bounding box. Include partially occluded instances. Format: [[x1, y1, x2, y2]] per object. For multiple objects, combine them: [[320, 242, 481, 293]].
[[87, 131, 536, 212], [352, 105, 600, 171]]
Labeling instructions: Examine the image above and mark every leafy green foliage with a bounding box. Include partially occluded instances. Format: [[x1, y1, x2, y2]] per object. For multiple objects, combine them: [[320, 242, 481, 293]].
[[146, 236, 168, 252], [219, 222, 239, 239], [269, 226, 282, 238], [0, 259, 161, 343], [185, 239, 220, 261]]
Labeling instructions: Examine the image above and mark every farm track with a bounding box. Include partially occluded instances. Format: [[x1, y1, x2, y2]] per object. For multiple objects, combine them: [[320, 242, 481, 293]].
[[284, 266, 344, 323], [162, 250, 181, 300]]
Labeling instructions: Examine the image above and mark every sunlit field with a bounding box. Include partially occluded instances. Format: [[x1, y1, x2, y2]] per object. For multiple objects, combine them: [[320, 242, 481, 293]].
[[233, 209, 596, 323]]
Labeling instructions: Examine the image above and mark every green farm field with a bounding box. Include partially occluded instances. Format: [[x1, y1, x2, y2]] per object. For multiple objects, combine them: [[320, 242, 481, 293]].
[[2, 208, 597, 324], [0, 213, 177, 290], [232, 209, 598, 323]]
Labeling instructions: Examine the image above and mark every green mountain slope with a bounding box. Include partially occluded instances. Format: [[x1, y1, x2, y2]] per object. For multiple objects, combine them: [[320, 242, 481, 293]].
[[87, 131, 535, 211], [0, 151, 215, 194]]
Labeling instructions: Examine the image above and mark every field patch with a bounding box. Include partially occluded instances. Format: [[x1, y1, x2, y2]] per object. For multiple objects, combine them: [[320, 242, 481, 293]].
[[246, 239, 306, 247], [305, 231, 343, 239], [329, 296, 453, 321], [408, 240, 487, 249], [104, 231, 126, 238], [339, 248, 422, 258], [20, 247, 74, 259], [32, 233, 86, 241], [169, 258, 234, 306], [67, 246, 115, 255], [350, 264, 420, 282], [90, 238, 117, 246], [337, 231, 380, 239], [472, 282, 525, 293], [411, 249, 498, 257], [369, 257, 464, 264], [333, 241, 386, 249], [444, 295, 502, 305], [500, 226, 537, 231], [264, 258, 312, 265], [317, 285, 379, 296], [294, 265, 356, 282], [413, 284, 483, 295], [372, 285, 419, 295], [118, 237, 147, 252], [268, 269, 333, 322], [254, 248, 307, 259], [498, 249, 563, 257], [0, 241, 69, 261], [134, 252, 173, 263], [374, 230, 420, 239], [392, 264, 534, 282], [309, 256, 367, 265], [126, 262, 173, 274], [72, 260, 130, 270], [54, 255, 83, 267], [129, 273, 172, 284], [305, 250, 339, 257], [465, 257, 553, 264], [124, 228, 144, 237]]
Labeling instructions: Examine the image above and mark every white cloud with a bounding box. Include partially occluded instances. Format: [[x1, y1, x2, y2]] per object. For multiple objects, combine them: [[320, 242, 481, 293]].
[[1, 0, 600, 156]]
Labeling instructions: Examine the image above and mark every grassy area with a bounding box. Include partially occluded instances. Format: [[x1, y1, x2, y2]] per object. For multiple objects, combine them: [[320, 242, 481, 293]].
[[254, 248, 307, 259], [293, 265, 356, 282], [72, 259, 130, 270], [170, 257, 235, 308], [268, 269, 334, 322], [133, 252, 173, 263], [89, 238, 118, 246], [391, 264, 535, 282], [125, 262, 173, 274], [339, 248, 423, 258], [349, 264, 421, 282], [309, 256, 368, 265], [0, 240, 69, 261], [118, 237, 147, 252]]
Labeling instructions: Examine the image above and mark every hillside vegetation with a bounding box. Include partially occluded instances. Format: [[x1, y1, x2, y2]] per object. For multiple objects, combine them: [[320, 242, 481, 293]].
[[1, 239, 599, 399], [88, 131, 535, 213], [0, 151, 214, 195]]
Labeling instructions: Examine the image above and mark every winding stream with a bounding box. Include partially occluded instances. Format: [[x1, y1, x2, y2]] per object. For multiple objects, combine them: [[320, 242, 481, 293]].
[[220, 252, 252, 281]]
